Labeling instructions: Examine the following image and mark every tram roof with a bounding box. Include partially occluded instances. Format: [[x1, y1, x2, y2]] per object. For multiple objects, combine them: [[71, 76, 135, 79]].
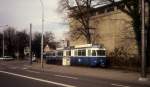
[[54, 44, 105, 51]]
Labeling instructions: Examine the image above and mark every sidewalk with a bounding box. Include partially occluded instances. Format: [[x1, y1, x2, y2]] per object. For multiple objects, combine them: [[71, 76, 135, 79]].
[[30, 62, 150, 85]]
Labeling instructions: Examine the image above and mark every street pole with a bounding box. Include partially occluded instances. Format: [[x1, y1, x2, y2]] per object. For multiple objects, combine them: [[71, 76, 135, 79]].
[[30, 24, 32, 65], [0, 25, 8, 57], [40, 0, 44, 71], [139, 0, 148, 81], [141, 0, 146, 78], [3, 31, 4, 57]]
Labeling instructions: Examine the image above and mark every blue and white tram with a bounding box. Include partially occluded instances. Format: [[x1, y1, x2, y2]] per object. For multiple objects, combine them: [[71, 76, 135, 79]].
[[70, 45, 106, 67], [45, 49, 63, 65], [45, 44, 107, 67]]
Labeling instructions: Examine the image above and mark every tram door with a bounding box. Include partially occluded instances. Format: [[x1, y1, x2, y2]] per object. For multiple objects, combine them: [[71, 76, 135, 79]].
[[62, 50, 71, 66]]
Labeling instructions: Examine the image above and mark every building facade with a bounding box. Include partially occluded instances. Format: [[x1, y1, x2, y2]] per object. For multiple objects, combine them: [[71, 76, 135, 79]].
[[69, 3, 139, 56]]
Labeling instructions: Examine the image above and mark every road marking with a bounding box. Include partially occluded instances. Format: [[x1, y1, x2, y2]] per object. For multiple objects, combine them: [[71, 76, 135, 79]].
[[10, 67, 18, 69], [1, 64, 6, 65], [22, 67, 28, 70], [54, 74, 78, 80], [26, 70, 40, 73], [0, 71, 76, 87], [24, 65, 31, 67], [111, 83, 130, 87]]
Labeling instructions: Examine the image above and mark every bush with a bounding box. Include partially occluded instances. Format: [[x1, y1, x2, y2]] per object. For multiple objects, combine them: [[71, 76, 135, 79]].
[[107, 47, 140, 70]]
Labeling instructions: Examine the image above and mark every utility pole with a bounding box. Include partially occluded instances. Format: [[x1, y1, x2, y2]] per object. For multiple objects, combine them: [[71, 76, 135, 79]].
[[0, 25, 8, 57], [30, 24, 32, 65], [139, 0, 148, 81], [3, 31, 4, 57], [40, 0, 44, 71]]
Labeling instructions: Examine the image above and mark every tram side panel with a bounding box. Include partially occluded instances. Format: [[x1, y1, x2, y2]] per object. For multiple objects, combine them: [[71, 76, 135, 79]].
[[45, 46, 107, 67], [70, 48, 107, 67], [98, 56, 107, 67], [45, 52, 63, 65], [70, 49, 98, 67]]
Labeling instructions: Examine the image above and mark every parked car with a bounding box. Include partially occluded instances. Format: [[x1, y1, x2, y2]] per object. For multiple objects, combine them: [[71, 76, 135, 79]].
[[0, 56, 14, 61]]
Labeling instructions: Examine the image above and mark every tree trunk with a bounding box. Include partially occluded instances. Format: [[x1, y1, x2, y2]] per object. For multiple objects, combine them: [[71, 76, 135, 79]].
[[132, 14, 141, 67]]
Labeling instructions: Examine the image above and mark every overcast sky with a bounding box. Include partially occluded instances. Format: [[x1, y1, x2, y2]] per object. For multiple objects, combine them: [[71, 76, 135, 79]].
[[0, 0, 69, 40]]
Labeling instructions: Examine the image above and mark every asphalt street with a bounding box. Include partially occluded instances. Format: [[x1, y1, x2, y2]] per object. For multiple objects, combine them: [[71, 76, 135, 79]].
[[0, 60, 149, 87]]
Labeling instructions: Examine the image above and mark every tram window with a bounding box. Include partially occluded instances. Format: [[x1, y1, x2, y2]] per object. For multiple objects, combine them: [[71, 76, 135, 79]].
[[75, 50, 78, 56], [78, 50, 81, 56], [52, 53, 55, 56], [49, 53, 53, 56], [49, 53, 52, 56], [88, 50, 91, 56], [97, 50, 105, 56], [78, 50, 86, 56], [82, 50, 86, 56], [66, 51, 71, 56], [58, 51, 63, 56], [92, 50, 96, 56]]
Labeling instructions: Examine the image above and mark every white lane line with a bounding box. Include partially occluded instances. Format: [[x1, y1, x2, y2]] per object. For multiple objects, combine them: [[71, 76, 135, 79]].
[[54, 74, 78, 80], [26, 70, 40, 74], [111, 83, 130, 87], [0, 71, 76, 87]]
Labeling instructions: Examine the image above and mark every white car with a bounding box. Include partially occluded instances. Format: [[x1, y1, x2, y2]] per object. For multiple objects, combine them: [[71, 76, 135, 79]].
[[32, 56, 36, 62], [0, 56, 14, 61]]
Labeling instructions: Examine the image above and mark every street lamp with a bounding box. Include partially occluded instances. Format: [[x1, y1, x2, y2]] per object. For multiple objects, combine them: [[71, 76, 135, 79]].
[[0, 25, 8, 57], [40, 0, 44, 71]]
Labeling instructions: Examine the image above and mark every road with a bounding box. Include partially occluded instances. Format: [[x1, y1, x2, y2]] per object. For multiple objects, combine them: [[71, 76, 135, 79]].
[[0, 60, 149, 87]]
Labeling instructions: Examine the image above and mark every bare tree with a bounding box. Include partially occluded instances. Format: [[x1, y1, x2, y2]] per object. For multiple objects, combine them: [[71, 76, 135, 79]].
[[4, 27, 16, 57], [16, 30, 29, 59], [2, 27, 30, 59], [32, 33, 42, 58], [0, 33, 3, 56], [59, 0, 149, 58], [59, 0, 104, 44], [32, 32, 57, 58], [106, 0, 149, 65], [44, 32, 55, 46]]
